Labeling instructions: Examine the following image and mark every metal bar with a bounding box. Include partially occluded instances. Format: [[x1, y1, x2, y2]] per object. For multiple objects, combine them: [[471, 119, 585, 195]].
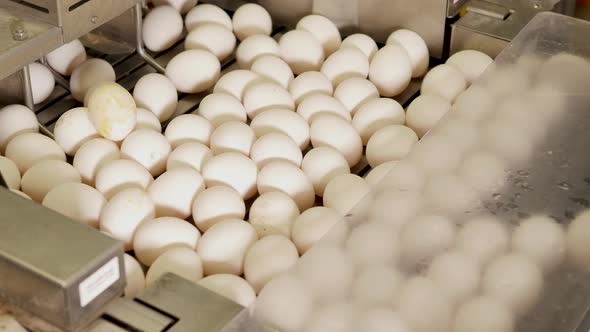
[[20, 65, 34, 111], [40, 56, 70, 91], [134, 3, 166, 74]]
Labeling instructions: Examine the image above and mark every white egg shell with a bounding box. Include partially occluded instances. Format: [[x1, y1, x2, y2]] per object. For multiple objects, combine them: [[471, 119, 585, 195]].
[[455, 215, 510, 267], [70, 58, 115, 102], [401, 214, 456, 267], [243, 81, 295, 119], [152, 0, 197, 14], [249, 191, 300, 238], [185, 23, 236, 61], [453, 296, 515, 332], [142, 6, 183, 52], [148, 167, 204, 219], [428, 114, 480, 154], [0, 156, 20, 190], [235, 35, 280, 69], [45, 39, 87, 76], [407, 137, 461, 176], [251, 55, 294, 89], [567, 210, 590, 270], [146, 246, 203, 286], [346, 222, 399, 267], [301, 146, 349, 197], [366, 125, 418, 168], [323, 173, 370, 217], [11, 189, 32, 200], [232, 3, 272, 41], [368, 188, 422, 232], [292, 207, 348, 256], [405, 94, 450, 138], [210, 121, 255, 156], [310, 114, 362, 167], [100, 188, 155, 250], [250, 109, 310, 150], [73, 138, 120, 185], [288, 71, 333, 105], [0, 104, 38, 153], [86, 82, 137, 142], [202, 152, 258, 199], [427, 251, 481, 306], [257, 161, 315, 211], [352, 98, 405, 145], [484, 65, 532, 98], [95, 159, 154, 199], [458, 150, 506, 194], [369, 44, 412, 97], [512, 215, 566, 272], [333, 77, 379, 115], [198, 274, 257, 307], [352, 265, 404, 307], [356, 308, 410, 332], [305, 302, 358, 332], [244, 235, 299, 293], [278, 30, 325, 75], [447, 50, 493, 84], [250, 132, 302, 169], [133, 73, 178, 122], [364, 160, 397, 189], [166, 142, 212, 172], [452, 84, 496, 122], [296, 14, 341, 56], [424, 174, 480, 216], [185, 4, 232, 31], [296, 94, 350, 124], [133, 217, 200, 266], [5, 133, 66, 174], [29, 63, 55, 104], [135, 108, 162, 132], [321, 48, 369, 86], [121, 130, 171, 176], [123, 253, 146, 298], [421, 64, 468, 102], [164, 114, 213, 148], [197, 219, 257, 275], [0, 314, 28, 332], [42, 182, 105, 228], [386, 29, 429, 78], [340, 33, 378, 61], [397, 276, 453, 332], [537, 52, 590, 94], [21, 160, 81, 202], [166, 50, 221, 93], [213, 70, 261, 101], [192, 185, 245, 232], [198, 93, 247, 127], [481, 117, 534, 165]]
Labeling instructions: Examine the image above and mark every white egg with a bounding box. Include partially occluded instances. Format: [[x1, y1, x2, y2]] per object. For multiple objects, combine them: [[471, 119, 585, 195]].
[[366, 125, 418, 168], [135, 108, 162, 132], [427, 251, 481, 305], [297, 94, 350, 124], [346, 222, 400, 267], [291, 206, 345, 255], [42, 182, 105, 228], [185, 23, 236, 61], [0, 314, 28, 332], [407, 137, 461, 176], [251, 55, 294, 89], [10, 189, 32, 200], [356, 308, 410, 332], [481, 117, 534, 165], [427, 114, 479, 154], [142, 6, 183, 52], [369, 44, 412, 97], [301, 146, 349, 197], [364, 160, 397, 188], [567, 210, 590, 270], [353, 98, 405, 145], [94, 159, 154, 199], [0, 104, 38, 153], [133, 217, 200, 266], [323, 173, 371, 217], [45, 39, 87, 76], [210, 121, 255, 156], [198, 93, 247, 127], [452, 84, 496, 122], [458, 150, 506, 195], [73, 138, 119, 186], [494, 96, 545, 142], [288, 71, 333, 105], [243, 81, 295, 119], [70, 58, 115, 102], [421, 64, 467, 102], [5, 133, 65, 174], [482, 253, 543, 315], [152, 0, 197, 14], [250, 132, 303, 168], [405, 94, 450, 138], [202, 152, 258, 199], [512, 215, 566, 272], [21, 160, 81, 202], [29, 63, 55, 104], [455, 214, 510, 266], [166, 142, 211, 172], [453, 296, 515, 332], [164, 114, 213, 148], [133, 73, 178, 122], [368, 188, 422, 230], [192, 185, 245, 232], [213, 70, 261, 101], [147, 167, 204, 219], [99, 188, 155, 250], [86, 82, 137, 142], [277, 30, 325, 75], [166, 50, 221, 93], [198, 274, 257, 307], [321, 48, 369, 86], [352, 265, 404, 307], [249, 191, 300, 238], [250, 109, 310, 150], [484, 65, 531, 98], [334, 77, 379, 115], [235, 35, 280, 69], [396, 276, 453, 332], [146, 246, 203, 286], [304, 302, 358, 332], [257, 160, 315, 211], [537, 52, 590, 94], [185, 4, 232, 31], [253, 273, 314, 332], [244, 235, 299, 293], [401, 214, 456, 268], [373, 159, 424, 192], [340, 33, 378, 61], [0, 156, 20, 190], [232, 3, 272, 41], [197, 219, 257, 275], [120, 130, 170, 176], [423, 174, 480, 216], [310, 114, 362, 167], [447, 50, 493, 84], [123, 254, 146, 298], [296, 14, 341, 56], [386, 29, 429, 78]]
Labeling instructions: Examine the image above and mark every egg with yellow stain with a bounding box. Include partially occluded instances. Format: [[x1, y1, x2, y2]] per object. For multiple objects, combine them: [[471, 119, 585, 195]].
[[87, 82, 137, 142]]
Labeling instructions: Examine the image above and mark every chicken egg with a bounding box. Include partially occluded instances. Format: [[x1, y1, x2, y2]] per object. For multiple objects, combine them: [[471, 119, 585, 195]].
[[45, 39, 87, 76], [482, 117, 534, 165], [133, 73, 178, 122], [366, 125, 418, 168], [455, 214, 509, 265], [198, 92, 247, 127], [146, 246, 203, 286], [297, 94, 350, 123], [152, 0, 197, 14], [484, 65, 532, 98], [70, 58, 115, 102], [364, 160, 397, 189], [249, 191, 300, 238], [192, 185, 245, 232], [279, 30, 325, 75], [123, 254, 145, 298], [0, 104, 38, 153], [5, 132, 66, 174], [453, 296, 515, 332], [451, 84, 496, 122], [243, 81, 295, 119], [73, 138, 119, 186], [135, 108, 162, 132], [185, 23, 236, 61], [121, 130, 170, 176], [353, 98, 405, 145], [94, 159, 153, 199], [166, 142, 211, 172], [11, 189, 32, 200], [368, 188, 422, 230], [53, 107, 98, 156], [142, 6, 183, 52], [310, 114, 362, 167], [185, 4, 232, 31], [86, 82, 137, 142], [512, 215, 566, 272], [446, 50, 493, 84], [148, 167, 204, 219], [291, 206, 345, 255], [346, 221, 400, 267], [210, 121, 255, 156], [458, 150, 506, 194], [251, 55, 294, 89], [369, 44, 412, 97], [321, 47, 369, 86], [232, 3, 272, 41], [407, 137, 461, 176], [199, 274, 257, 307], [235, 35, 280, 69], [202, 152, 258, 199], [296, 14, 341, 56], [423, 174, 480, 216], [427, 114, 479, 154], [250, 132, 302, 168], [42, 182, 105, 228], [288, 71, 333, 105], [405, 94, 451, 138], [250, 109, 310, 150], [356, 308, 410, 332], [386, 29, 429, 78], [0, 314, 27, 332], [301, 146, 349, 197], [304, 301, 357, 332], [29, 63, 55, 104], [401, 214, 456, 268], [396, 276, 453, 332], [352, 265, 404, 307], [334, 77, 379, 115], [21, 160, 81, 202], [421, 64, 468, 102], [427, 251, 481, 306], [164, 114, 213, 148], [323, 173, 371, 217], [257, 160, 315, 211], [537, 52, 590, 94], [340, 33, 378, 61], [213, 70, 261, 101], [0, 156, 20, 190], [166, 50, 221, 93]]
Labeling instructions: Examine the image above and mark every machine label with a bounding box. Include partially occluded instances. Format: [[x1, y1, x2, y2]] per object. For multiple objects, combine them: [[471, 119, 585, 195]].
[[79, 257, 120, 307]]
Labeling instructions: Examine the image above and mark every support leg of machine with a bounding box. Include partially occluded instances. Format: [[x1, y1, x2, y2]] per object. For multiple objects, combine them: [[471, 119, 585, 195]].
[[21, 65, 55, 139], [134, 3, 166, 74]]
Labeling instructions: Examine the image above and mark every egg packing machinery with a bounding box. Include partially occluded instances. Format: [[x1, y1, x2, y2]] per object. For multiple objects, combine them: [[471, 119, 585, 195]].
[[0, 0, 588, 331]]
